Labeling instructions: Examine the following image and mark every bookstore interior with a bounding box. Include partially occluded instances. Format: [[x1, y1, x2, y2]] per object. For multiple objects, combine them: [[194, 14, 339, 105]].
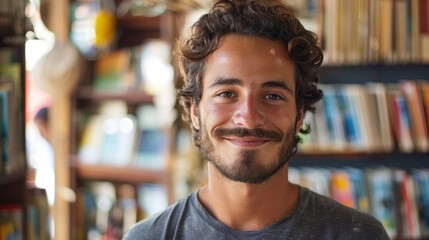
[[1, 0, 429, 239]]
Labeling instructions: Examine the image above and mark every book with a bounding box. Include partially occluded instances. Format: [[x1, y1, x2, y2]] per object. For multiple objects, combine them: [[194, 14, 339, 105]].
[[0, 204, 23, 240], [394, 169, 421, 239], [78, 101, 138, 166], [0, 79, 16, 176], [26, 186, 50, 240], [411, 169, 429, 238], [379, 0, 394, 63], [78, 114, 104, 165], [365, 83, 394, 152], [105, 203, 124, 239], [320, 85, 346, 150], [116, 184, 137, 232], [420, 0, 429, 62], [75, 188, 98, 240], [330, 169, 355, 208], [421, 81, 429, 132], [298, 167, 331, 197], [388, 88, 414, 153], [137, 183, 168, 218], [88, 181, 116, 235], [133, 105, 169, 169], [134, 128, 168, 169], [411, 0, 422, 62], [394, 0, 412, 63], [93, 49, 134, 92], [336, 85, 364, 150], [98, 114, 138, 166], [343, 84, 375, 151], [345, 167, 370, 213], [400, 80, 429, 152], [311, 100, 331, 151], [366, 168, 397, 238]]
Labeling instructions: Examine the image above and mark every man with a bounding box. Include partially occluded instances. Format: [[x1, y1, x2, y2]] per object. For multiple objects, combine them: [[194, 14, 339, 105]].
[[34, 107, 50, 143], [124, 0, 389, 239], [30, 106, 55, 206]]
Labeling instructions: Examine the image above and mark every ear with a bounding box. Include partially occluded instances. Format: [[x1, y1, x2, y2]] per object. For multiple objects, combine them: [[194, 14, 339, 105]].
[[190, 101, 200, 130], [295, 107, 304, 135]]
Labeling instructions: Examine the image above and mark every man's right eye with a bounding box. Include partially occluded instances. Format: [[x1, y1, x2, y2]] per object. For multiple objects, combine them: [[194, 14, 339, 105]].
[[218, 92, 234, 98]]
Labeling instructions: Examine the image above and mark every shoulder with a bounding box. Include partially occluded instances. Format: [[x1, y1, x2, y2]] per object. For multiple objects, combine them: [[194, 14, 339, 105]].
[[301, 188, 370, 218], [301, 187, 381, 224], [122, 192, 195, 240], [297, 187, 389, 239]]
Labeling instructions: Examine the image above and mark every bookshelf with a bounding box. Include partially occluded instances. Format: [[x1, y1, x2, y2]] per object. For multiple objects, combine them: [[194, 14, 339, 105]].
[[64, 0, 429, 239], [290, 66, 429, 239], [67, 1, 176, 238], [288, 0, 429, 238], [70, 78, 175, 239], [74, 163, 168, 184], [0, 0, 28, 239]]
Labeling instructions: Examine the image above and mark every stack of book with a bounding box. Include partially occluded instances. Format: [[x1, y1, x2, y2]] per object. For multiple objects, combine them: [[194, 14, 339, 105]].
[[77, 102, 170, 169], [314, 0, 429, 65], [300, 80, 429, 154], [75, 181, 168, 239]]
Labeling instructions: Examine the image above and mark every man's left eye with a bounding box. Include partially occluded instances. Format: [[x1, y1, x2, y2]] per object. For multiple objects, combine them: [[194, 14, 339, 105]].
[[265, 94, 282, 100], [218, 92, 234, 98]]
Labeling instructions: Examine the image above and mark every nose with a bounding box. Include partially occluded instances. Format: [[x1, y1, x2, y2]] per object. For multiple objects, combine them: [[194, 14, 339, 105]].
[[232, 95, 265, 128]]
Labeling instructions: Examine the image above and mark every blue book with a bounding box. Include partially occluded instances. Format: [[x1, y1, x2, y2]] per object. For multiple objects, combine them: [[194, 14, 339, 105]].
[[336, 88, 362, 149], [0, 91, 9, 174], [366, 168, 397, 238], [394, 92, 414, 152], [137, 183, 168, 218], [134, 129, 168, 169], [411, 169, 429, 237], [321, 85, 346, 149], [345, 167, 369, 213]]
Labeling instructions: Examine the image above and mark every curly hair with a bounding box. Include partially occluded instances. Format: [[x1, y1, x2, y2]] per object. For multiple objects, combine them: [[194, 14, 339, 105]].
[[177, 0, 323, 155]]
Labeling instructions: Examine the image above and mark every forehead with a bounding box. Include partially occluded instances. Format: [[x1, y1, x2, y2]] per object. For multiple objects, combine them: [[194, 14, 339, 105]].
[[203, 34, 296, 89]]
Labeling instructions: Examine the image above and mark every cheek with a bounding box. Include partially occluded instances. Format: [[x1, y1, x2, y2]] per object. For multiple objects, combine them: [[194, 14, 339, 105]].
[[202, 103, 233, 127], [271, 107, 299, 128], [271, 106, 295, 119]]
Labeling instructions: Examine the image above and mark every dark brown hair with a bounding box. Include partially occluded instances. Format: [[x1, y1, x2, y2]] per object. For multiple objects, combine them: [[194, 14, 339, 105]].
[[177, 0, 323, 155]]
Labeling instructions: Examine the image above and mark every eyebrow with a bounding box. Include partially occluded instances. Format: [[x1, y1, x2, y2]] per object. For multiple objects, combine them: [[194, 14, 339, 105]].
[[262, 81, 294, 95], [208, 77, 294, 95], [208, 77, 242, 89]]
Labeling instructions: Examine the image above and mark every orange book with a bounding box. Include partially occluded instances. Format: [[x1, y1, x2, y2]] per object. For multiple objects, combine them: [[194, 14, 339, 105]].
[[330, 170, 355, 208], [400, 80, 429, 152], [421, 81, 429, 133]]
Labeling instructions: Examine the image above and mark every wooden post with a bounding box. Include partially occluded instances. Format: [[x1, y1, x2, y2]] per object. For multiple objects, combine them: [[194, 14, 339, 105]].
[[50, 97, 71, 240], [48, 0, 69, 42], [47, 0, 72, 239]]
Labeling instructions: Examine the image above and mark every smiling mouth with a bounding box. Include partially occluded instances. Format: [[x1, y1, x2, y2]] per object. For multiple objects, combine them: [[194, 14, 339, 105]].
[[213, 127, 282, 143], [225, 137, 271, 147]]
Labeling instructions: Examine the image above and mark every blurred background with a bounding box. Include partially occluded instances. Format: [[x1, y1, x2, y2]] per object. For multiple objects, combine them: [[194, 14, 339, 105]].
[[1, 0, 429, 239]]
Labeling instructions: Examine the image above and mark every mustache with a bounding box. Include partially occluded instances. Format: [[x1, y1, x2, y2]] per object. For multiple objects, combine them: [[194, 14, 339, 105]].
[[213, 128, 282, 142]]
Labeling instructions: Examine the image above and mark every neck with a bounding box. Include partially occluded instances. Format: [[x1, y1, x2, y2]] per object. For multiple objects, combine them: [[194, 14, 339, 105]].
[[198, 163, 299, 231]]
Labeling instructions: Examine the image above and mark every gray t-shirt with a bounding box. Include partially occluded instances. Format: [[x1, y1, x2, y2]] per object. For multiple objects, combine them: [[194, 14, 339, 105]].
[[123, 187, 389, 239]]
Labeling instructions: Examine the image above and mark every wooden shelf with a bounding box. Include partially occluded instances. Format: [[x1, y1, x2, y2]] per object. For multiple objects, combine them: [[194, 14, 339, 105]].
[[116, 15, 161, 30], [75, 87, 154, 105], [116, 15, 163, 47], [0, 169, 26, 187], [0, 170, 26, 203], [320, 63, 429, 84], [292, 151, 429, 169], [75, 164, 168, 184]]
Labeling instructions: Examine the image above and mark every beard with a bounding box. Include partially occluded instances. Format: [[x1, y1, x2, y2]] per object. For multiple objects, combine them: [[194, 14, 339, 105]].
[[198, 122, 297, 184]]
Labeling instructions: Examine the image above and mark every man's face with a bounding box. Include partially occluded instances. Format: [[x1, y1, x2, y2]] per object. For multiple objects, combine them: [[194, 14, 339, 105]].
[[190, 34, 302, 184]]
